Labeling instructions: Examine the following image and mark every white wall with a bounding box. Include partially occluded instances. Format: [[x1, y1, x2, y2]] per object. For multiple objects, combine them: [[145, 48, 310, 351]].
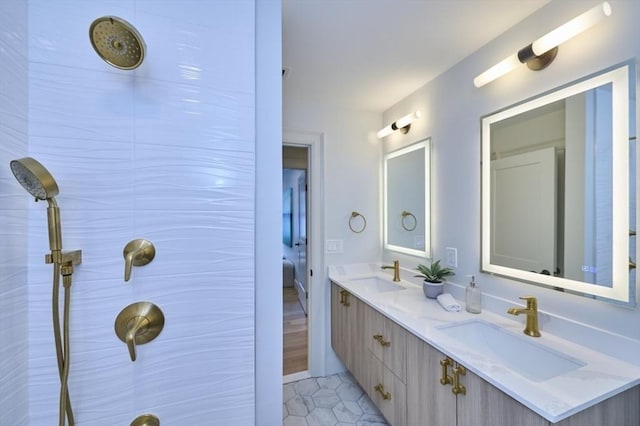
[[255, 1, 283, 423], [0, 0, 283, 424], [383, 0, 640, 346], [283, 99, 383, 374], [0, 0, 29, 423]]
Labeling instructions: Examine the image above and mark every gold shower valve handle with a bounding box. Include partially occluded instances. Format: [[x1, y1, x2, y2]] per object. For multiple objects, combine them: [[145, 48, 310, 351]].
[[123, 239, 156, 282], [124, 316, 150, 361], [115, 302, 164, 362]]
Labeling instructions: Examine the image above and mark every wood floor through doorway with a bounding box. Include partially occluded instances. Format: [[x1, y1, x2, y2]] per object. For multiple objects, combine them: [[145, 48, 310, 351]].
[[283, 287, 307, 375]]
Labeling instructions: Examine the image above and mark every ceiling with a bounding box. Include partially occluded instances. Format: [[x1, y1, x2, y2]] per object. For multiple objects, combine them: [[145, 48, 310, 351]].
[[282, 0, 552, 112]]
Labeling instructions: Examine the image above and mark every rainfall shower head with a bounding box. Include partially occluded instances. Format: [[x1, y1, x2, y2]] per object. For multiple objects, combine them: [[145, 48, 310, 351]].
[[89, 16, 145, 70], [10, 157, 59, 201]]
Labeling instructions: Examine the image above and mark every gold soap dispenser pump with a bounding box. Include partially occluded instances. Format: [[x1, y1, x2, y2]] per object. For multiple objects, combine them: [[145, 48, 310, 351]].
[[465, 275, 482, 314]]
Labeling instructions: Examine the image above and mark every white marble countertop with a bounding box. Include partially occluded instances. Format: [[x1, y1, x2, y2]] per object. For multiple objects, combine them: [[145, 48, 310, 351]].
[[328, 263, 640, 423]]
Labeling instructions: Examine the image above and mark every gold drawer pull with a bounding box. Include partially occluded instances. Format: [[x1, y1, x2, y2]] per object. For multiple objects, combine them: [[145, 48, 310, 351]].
[[374, 384, 392, 400], [373, 334, 391, 347], [452, 364, 467, 395], [439, 357, 453, 386], [340, 290, 351, 306]]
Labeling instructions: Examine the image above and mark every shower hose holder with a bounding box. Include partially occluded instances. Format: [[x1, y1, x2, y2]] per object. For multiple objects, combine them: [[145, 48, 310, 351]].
[[45, 249, 83, 287]]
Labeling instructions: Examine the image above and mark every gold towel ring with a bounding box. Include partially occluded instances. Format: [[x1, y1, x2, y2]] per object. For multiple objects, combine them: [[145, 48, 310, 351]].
[[401, 210, 417, 231], [349, 211, 367, 233]]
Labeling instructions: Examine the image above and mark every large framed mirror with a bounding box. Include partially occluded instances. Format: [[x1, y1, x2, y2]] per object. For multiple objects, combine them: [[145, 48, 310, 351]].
[[384, 138, 431, 258], [481, 61, 636, 305]]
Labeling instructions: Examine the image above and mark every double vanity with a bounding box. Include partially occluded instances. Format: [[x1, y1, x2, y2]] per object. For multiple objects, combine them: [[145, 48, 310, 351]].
[[329, 263, 640, 425]]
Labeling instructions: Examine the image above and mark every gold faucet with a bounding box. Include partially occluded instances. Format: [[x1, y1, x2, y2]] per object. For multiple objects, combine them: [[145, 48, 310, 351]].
[[381, 260, 401, 282], [507, 296, 541, 337]]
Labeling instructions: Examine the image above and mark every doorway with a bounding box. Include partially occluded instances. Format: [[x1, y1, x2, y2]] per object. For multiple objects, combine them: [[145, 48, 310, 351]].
[[283, 146, 310, 379]]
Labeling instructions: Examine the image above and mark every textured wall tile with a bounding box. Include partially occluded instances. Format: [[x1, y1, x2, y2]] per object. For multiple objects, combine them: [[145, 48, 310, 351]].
[[21, 1, 257, 424], [28, 137, 135, 212], [0, 0, 28, 424], [135, 0, 255, 91], [28, 0, 134, 72], [134, 76, 255, 147], [29, 63, 135, 142]]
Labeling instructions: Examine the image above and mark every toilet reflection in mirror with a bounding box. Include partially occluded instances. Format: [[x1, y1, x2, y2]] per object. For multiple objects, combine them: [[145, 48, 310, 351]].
[[384, 138, 431, 258], [481, 61, 636, 305]]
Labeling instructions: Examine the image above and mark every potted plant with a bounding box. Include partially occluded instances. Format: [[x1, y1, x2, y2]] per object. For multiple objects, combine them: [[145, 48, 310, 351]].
[[415, 260, 455, 299]]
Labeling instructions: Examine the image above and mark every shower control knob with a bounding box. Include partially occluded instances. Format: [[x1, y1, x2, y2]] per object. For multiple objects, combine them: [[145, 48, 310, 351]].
[[115, 302, 164, 362], [123, 239, 156, 282]]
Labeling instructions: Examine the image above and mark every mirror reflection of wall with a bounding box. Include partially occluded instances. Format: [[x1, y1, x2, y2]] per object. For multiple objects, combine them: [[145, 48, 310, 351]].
[[384, 139, 431, 258], [490, 84, 614, 286], [481, 61, 635, 305]]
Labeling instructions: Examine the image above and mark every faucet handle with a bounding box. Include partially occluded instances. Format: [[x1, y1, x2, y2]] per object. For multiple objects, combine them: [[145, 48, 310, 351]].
[[123, 239, 156, 282], [115, 302, 165, 362], [518, 296, 537, 309]]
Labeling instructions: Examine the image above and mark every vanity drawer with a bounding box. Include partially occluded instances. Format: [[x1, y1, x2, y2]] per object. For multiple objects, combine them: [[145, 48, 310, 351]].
[[364, 303, 406, 383], [365, 351, 407, 426]]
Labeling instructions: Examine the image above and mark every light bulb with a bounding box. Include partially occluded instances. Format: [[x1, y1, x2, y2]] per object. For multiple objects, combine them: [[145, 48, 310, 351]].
[[532, 1, 611, 56]]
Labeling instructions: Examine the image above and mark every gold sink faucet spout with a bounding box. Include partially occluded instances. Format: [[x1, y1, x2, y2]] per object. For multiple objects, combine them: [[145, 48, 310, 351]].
[[507, 296, 541, 337], [381, 260, 401, 282]]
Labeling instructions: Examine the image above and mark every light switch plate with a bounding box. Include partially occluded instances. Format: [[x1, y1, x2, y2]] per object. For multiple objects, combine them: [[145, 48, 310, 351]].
[[445, 247, 458, 268], [326, 239, 344, 254]]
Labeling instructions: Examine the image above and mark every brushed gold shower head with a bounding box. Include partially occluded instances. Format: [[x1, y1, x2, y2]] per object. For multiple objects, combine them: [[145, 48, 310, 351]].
[[10, 157, 59, 201], [90, 16, 145, 70]]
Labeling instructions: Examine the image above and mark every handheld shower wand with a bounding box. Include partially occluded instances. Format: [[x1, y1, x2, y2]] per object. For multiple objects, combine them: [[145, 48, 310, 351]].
[[10, 157, 82, 426]]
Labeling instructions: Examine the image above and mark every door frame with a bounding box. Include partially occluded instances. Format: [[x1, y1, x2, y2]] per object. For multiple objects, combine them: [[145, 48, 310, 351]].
[[283, 130, 325, 376]]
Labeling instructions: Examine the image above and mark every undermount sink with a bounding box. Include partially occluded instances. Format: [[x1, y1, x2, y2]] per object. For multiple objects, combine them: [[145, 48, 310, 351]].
[[348, 276, 407, 293], [436, 319, 585, 382]]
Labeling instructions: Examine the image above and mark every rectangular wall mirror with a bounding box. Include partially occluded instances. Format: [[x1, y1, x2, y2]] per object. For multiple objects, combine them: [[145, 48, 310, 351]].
[[481, 61, 636, 305], [384, 138, 431, 258]]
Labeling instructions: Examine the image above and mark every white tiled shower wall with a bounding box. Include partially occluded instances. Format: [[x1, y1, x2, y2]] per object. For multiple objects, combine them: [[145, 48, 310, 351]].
[[1, 0, 258, 424], [0, 0, 29, 424]]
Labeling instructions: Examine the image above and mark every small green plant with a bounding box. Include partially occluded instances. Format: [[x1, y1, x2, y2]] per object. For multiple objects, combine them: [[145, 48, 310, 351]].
[[415, 260, 455, 283]]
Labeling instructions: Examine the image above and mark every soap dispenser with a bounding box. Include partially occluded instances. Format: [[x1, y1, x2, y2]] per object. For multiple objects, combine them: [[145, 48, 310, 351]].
[[465, 275, 481, 314]]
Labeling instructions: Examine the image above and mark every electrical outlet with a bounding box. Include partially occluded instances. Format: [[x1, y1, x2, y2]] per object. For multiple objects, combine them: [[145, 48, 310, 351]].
[[445, 247, 458, 268]]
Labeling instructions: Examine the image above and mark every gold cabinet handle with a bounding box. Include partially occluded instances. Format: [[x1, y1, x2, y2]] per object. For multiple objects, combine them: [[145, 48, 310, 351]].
[[452, 364, 467, 395], [439, 357, 453, 386], [373, 334, 391, 347], [374, 384, 392, 400], [340, 290, 351, 306]]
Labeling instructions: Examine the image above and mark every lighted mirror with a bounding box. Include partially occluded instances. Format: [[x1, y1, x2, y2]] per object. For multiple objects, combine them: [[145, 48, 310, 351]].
[[481, 61, 636, 305], [384, 139, 431, 258]]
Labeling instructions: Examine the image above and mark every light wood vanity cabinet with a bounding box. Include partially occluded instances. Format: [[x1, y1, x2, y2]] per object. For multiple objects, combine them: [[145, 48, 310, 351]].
[[551, 385, 639, 426], [406, 331, 547, 426], [330, 282, 640, 426], [331, 283, 366, 382], [362, 302, 407, 426], [364, 301, 407, 382]]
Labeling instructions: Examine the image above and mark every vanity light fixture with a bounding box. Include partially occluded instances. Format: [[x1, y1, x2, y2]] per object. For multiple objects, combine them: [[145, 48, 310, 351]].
[[377, 111, 421, 139], [473, 1, 612, 88]]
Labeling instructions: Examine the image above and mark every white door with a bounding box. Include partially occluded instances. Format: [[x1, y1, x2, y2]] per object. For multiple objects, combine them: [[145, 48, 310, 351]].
[[295, 173, 308, 314], [490, 147, 557, 274]]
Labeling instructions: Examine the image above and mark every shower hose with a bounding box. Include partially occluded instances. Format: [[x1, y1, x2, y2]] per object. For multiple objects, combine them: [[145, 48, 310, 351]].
[[53, 263, 74, 426]]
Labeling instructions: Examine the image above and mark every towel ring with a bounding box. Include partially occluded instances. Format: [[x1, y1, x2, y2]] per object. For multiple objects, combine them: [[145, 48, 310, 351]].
[[401, 210, 417, 231], [349, 211, 367, 233]]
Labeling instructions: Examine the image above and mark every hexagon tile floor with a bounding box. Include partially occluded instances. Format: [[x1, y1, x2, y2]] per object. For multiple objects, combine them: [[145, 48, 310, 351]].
[[283, 372, 389, 426]]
